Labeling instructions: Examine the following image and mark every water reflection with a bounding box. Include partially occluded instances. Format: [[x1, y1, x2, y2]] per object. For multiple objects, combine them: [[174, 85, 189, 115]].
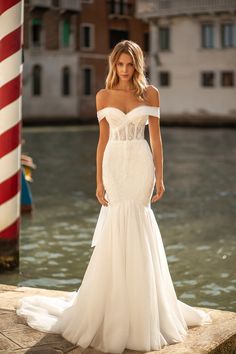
[[1, 126, 235, 312]]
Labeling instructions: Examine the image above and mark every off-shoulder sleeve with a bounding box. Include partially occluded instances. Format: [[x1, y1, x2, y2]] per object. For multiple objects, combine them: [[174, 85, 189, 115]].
[[97, 109, 106, 122], [145, 106, 160, 125]]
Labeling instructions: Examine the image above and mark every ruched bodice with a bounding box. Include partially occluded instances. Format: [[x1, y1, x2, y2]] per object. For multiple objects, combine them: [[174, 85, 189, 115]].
[[97, 105, 160, 141]]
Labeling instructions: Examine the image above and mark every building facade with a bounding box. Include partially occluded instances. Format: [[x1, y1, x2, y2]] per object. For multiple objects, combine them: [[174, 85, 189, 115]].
[[79, 0, 149, 120], [23, 0, 149, 123], [23, 0, 81, 121], [136, 0, 236, 121]]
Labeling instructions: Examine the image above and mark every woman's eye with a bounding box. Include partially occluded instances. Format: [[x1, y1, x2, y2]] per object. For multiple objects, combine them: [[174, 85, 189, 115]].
[[117, 63, 133, 66]]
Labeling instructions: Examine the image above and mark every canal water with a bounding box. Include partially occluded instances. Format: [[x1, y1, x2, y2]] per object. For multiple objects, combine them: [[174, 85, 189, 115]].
[[1, 125, 235, 312]]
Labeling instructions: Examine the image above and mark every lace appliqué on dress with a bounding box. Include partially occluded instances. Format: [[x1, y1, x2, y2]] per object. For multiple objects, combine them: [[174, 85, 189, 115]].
[[110, 122, 146, 141]]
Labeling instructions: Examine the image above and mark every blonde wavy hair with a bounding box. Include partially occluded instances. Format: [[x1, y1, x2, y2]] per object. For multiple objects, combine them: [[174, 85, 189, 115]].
[[105, 40, 149, 100]]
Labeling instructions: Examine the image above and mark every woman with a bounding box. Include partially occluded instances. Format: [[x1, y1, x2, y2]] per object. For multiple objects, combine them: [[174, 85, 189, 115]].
[[16, 40, 212, 353]]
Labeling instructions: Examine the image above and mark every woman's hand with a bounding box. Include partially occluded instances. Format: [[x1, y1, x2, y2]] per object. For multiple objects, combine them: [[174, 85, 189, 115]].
[[96, 183, 109, 207], [151, 179, 165, 203]]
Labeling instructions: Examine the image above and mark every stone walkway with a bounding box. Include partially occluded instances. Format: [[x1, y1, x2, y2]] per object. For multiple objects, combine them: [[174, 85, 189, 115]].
[[0, 284, 235, 354]]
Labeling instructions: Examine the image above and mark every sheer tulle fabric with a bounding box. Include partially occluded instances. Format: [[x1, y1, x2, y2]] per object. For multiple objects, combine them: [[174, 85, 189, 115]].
[[16, 106, 212, 354]]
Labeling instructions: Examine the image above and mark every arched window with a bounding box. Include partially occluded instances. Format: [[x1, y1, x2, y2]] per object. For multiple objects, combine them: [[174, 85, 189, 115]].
[[62, 66, 70, 96], [32, 64, 42, 96], [32, 18, 42, 47], [82, 67, 92, 95], [62, 19, 71, 47]]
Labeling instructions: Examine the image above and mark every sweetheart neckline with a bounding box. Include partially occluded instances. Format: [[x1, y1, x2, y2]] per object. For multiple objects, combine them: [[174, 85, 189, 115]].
[[97, 105, 159, 116]]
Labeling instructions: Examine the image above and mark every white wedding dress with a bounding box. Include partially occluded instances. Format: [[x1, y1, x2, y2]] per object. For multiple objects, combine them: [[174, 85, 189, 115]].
[[16, 105, 212, 353]]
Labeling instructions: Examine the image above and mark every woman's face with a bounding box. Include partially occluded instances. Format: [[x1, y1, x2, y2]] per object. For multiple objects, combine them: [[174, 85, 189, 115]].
[[116, 53, 135, 83]]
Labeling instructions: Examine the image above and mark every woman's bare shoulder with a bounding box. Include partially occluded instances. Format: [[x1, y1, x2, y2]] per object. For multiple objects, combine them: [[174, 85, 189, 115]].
[[96, 88, 108, 95], [145, 85, 160, 106], [96, 89, 110, 110], [145, 84, 160, 96]]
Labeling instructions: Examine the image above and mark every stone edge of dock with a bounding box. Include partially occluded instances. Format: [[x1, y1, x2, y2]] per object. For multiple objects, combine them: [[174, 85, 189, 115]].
[[0, 283, 235, 354]]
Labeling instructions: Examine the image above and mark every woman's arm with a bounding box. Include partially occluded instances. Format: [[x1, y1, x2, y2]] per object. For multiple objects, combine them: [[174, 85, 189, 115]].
[[147, 85, 165, 203], [95, 90, 110, 206]]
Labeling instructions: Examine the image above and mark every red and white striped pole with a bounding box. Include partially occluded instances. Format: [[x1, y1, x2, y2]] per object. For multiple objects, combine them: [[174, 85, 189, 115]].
[[0, 0, 24, 270]]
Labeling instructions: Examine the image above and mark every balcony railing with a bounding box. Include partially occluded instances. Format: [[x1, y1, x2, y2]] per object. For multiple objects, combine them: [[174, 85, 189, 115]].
[[60, 0, 80, 12], [107, 0, 134, 17], [136, 0, 236, 18], [29, 0, 51, 8], [28, 0, 80, 12]]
